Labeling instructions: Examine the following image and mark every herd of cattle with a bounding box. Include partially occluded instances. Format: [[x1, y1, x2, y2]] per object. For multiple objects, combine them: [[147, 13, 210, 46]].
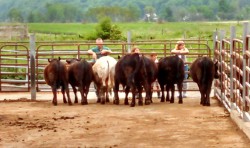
[[44, 53, 219, 107]]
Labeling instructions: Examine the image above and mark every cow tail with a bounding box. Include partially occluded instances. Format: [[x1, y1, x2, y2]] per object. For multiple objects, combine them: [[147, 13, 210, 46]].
[[107, 60, 111, 87], [142, 55, 147, 78], [132, 55, 142, 83], [176, 58, 181, 79], [201, 60, 208, 85], [56, 61, 61, 89]]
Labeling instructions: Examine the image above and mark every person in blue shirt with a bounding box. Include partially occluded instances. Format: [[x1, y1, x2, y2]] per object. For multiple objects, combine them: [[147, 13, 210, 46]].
[[87, 38, 112, 61], [87, 38, 112, 99]]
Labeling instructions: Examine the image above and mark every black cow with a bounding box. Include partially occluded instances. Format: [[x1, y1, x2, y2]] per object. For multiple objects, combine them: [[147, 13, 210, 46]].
[[113, 53, 156, 107], [157, 55, 185, 104], [44, 57, 72, 106], [66, 58, 93, 105], [190, 56, 219, 106]]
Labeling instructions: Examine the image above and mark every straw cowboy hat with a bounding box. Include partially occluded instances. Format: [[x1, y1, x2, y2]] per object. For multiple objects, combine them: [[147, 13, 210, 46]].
[[177, 40, 185, 44]]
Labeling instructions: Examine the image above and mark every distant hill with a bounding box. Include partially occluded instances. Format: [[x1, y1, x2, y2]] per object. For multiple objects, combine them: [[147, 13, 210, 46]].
[[0, 0, 250, 22]]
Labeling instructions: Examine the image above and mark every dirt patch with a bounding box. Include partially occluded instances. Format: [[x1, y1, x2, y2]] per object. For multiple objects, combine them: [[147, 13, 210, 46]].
[[0, 96, 250, 147]]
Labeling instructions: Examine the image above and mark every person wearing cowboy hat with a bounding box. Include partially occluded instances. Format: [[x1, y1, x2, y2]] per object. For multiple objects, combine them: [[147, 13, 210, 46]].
[[171, 40, 189, 98]]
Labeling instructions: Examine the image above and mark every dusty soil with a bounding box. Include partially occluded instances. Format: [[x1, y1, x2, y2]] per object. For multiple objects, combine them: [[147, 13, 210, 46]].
[[0, 92, 250, 148]]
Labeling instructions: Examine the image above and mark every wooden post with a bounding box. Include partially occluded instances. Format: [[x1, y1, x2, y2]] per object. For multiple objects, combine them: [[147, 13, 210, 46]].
[[30, 34, 36, 100]]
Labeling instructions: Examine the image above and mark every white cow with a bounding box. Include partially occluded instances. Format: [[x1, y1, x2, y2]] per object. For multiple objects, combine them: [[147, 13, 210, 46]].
[[92, 56, 117, 104]]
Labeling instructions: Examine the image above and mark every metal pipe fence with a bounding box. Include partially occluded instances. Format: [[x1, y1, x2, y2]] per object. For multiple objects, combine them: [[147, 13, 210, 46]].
[[214, 22, 250, 121], [0, 40, 211, 93]]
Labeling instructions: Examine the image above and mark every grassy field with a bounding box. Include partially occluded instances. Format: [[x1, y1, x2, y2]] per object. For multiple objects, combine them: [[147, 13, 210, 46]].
[[26, 21, 245, 41]]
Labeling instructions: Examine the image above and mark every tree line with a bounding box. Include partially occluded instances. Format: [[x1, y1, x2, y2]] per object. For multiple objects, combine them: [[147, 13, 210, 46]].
[[3, 0, 250, 23]]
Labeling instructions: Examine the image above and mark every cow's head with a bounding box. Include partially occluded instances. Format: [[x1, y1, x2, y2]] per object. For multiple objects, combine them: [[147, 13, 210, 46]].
[[214, 60, 219, 79]]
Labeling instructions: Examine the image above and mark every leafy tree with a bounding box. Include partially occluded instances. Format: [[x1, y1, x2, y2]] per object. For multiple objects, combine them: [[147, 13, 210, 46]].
[[28, 11, 45, 22], [84, 6, 140, 23], [8, 8, 23, 22], [159, 6, 174, 22], [95, 17, 122, 40], [2, 0, 250, 22], [144, 6, 156, 22]]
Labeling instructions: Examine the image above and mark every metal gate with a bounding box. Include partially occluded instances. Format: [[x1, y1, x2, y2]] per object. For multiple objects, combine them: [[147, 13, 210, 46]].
[[0, 43, 30, 92], [214, 22, 250, 121]]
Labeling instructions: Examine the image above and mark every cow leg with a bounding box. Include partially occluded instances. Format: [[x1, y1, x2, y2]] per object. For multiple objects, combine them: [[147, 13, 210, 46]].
[[83, 83, 91, 105], [105, 81, 110, 103], [61, 87, 67, 104], [200, 84, 207, 106], [100, 86, 106, 104], [143, 83, 151, 105], [105, 85, 110, 102], [166, 85, 170, 102], [137, 85, 143, 106], [79, 85, 88, 105], [124, 86, 130, 105], [130, 86, 136, 107], [105, 86, 110, 103], [197, 84, 203, 105], [160, 84, 165, 102], [52, 87, 57, 106], [64, 85, 72, 105], [201, 92, 206, 106], [93, 83, 101, 103], [204, 84, 212, 106], [72, 86, 78, 103], [170, 84, 175, 103], [113, 81, 120, 105], [177, 82, 183, 104]]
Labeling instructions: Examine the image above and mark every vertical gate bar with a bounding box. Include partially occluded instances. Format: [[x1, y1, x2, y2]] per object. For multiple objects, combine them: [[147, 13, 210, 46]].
[[242, 22, 250, 121], [0, 46, 1, 91], [219, 30, 226, 102], [30, 34, 36, 100], [230, 26, 236, 110], [213, 31, 218, 97]]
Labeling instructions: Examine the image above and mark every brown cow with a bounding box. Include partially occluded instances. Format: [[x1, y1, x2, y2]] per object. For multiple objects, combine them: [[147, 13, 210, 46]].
[[66, 58, 93, 105], [44, 57, 72, 106], [190, 56, 219, 106]]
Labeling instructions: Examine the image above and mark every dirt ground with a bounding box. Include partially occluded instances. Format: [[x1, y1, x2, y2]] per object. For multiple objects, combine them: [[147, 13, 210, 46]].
[[0, 91, 250, 148]]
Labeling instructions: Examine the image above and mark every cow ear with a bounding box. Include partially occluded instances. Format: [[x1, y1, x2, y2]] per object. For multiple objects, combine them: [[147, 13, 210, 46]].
[[58, 57, 61, 61]]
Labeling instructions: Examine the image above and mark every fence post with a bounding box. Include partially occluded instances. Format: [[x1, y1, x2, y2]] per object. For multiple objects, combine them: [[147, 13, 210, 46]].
[[127, 31, 131, 53], [219, 30, 226, 103], [230, 26, 236, 110], [213, 31, 218, 97], [30, 34, 36, 100], [242, 22, 250, 121]]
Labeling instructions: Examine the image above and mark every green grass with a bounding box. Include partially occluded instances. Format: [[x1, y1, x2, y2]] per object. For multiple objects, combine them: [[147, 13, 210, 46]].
[[27, 21, 244, 41]]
